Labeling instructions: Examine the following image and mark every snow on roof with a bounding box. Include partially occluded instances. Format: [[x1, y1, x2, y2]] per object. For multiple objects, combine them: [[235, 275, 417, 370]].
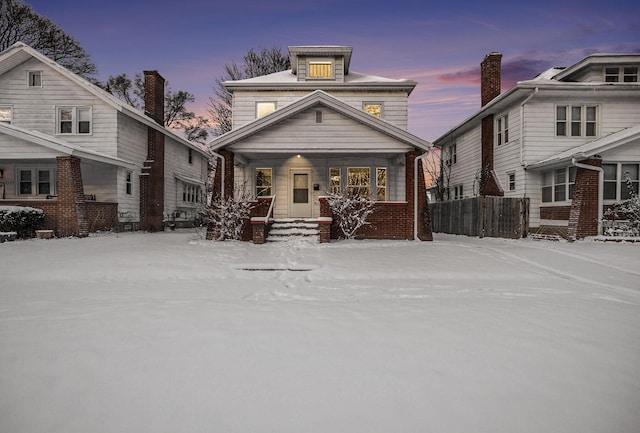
[[527, 125, 640, 169], [224, 70, 416, 88]]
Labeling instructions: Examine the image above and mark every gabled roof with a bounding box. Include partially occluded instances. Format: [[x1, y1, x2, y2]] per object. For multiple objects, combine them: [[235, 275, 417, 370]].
[[0, 42, 209, 157], [526, 125, 640, 169], [208, 90, 431, 152], [0, 122, 136, 168]]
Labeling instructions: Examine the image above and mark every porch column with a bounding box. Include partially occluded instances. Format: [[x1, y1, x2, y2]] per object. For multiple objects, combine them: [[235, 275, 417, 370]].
[[55, 156, 88, 237], [568, 157, 602, 239], [216, 149, 234, 200]]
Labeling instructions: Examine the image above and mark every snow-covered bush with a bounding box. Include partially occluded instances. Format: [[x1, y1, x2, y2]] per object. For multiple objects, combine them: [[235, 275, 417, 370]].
[[326, 189, 375, 239], [202, 194, 254, 241], [603, 175, 640, 237], [0, 206, 45, 238]]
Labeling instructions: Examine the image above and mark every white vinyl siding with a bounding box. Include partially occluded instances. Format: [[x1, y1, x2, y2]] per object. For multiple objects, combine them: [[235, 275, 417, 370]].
[[231, 90, 410, 130]]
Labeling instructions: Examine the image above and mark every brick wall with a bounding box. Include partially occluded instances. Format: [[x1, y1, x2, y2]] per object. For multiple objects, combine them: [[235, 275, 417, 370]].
[[56, 156, 88, 237], [540, 206, 571, 220], [86, 202, 118, 232]]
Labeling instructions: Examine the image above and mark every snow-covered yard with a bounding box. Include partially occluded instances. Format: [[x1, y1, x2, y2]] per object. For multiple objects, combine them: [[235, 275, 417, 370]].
[[1, 230, 639, 433]]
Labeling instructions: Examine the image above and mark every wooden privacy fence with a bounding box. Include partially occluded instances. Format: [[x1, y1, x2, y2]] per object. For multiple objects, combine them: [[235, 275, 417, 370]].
[[429, 196, 530, 239]]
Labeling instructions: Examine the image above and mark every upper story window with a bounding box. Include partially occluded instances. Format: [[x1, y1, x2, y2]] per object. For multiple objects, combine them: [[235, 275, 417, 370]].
[[363, 103, 382, 118], [57, 106, 92, 135], [496, 114, 509, 146], [444, 143, 457, 166], [308, 61, 333, 79], [27, 70, 42, 87], [556, 105, 597, 137], [0, 106, 12, 123], [256, 102, 276, 118], [188, 148, 193, 164], [605, 66, 639, 82], [507, 172, 516, 191]]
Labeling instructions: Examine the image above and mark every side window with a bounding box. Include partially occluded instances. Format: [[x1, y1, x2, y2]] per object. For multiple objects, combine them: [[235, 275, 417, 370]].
[[27, 70, 42, 87], [347, 167, 370, 197], [0, 106, 12, 123], [57, 107, 92, 134], [256, 168, 272, 197], [329, 168, 341, 193], [363, 103, 382, 118], [256, 102, 276, 118], [376, 168, 387, 201]]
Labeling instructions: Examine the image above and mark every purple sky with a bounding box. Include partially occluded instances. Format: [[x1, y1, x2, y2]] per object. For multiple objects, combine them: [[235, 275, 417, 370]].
[[24, 0, 640, 141]]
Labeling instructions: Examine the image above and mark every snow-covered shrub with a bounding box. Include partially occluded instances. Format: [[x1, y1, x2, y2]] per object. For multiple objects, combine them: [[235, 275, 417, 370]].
[[603, 175, 640, 237], [326, 189, 375, 239], [0, 206, 45, 238], [202, 194, 254, 241]]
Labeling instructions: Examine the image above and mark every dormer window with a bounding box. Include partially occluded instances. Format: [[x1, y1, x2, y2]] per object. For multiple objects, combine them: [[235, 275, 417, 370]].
[[605, 66, 639, 82], [363, 103, 382, 118], [308, 61, 333, 79], [256, 102, 276, 118]]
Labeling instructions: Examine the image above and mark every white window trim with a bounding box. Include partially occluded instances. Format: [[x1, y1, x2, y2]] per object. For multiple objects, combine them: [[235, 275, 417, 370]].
[[56, 106, 92, 135], [27, 70, 42, 87], [347, 167, 371, 197], [329, 167, 341, 194], [376, 167, 387, 201], [605, 66, 639, 83], [256, 101, 276, 118], [555, 104, 598, 138], [496, 114, 509, 146], [507, 172, 516, 192], [307, 59, 334, 80], [125, 170, 133, 195], [255, 167, 273, 197], [603, 162, 640, 203], [363, 102, 383, 118], [17, 166, 56, 197], [0, 105, 12, 123]]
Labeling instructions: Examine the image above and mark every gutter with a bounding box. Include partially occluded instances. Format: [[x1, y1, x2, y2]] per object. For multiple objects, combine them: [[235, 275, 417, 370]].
[[571, 157, 604, 236], [520, 87, 538, 166], [414, 152, 430, 240]]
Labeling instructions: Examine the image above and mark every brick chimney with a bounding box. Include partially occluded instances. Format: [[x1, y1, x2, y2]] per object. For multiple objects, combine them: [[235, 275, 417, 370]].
[[140, 70, 166, 231], [479, 52, 504, 197], [481, 52, 502, 106], [143, 70, 165, 125]]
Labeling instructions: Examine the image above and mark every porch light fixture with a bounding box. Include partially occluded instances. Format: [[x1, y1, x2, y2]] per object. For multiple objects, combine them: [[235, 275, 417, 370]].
[[296, 154, 301, 158]]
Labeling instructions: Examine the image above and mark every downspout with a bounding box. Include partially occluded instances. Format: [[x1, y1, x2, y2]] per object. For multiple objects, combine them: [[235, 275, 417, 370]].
[[208, 150, 225, 204], [520, 87, 538, 166], [414, 151, 430, 240], [571, 157, 604, 236]]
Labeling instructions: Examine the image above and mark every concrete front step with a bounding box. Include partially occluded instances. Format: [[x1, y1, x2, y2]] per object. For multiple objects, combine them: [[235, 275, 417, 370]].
[[267, 219, 320, 242]]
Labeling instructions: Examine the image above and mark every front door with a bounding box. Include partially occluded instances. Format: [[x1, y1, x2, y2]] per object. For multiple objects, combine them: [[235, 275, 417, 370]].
[[290, 169, 312, 218]]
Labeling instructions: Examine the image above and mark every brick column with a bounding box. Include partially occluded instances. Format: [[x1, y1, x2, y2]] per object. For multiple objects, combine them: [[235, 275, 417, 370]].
[[568, 158, 602, 239], [405, 150, 420, 239], [56, 156, 88, 237], [217, 150, 235, 199]]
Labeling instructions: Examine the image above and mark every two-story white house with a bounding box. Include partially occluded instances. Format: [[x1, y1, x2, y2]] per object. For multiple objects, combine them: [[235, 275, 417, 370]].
[[433, 52, 640, 239], [209, 45, 433, 243], [0, 42, 210, 237]]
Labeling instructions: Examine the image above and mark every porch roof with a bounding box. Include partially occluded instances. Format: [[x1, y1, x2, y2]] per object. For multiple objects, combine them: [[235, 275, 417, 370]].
[[208, 90, 432, 153], [0, 123, 137, 169], [526, 125, 640, 170]]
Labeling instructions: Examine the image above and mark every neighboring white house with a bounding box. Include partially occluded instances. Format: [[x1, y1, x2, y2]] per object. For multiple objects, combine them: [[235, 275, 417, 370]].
[[0, 42, 209, 236], [433, 52, 640, 238], [209, 45, 433, 242]]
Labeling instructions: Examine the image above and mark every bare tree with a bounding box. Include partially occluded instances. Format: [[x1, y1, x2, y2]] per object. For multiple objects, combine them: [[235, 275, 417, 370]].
[[106, 73, 211, 143], [0, 0, 97, 80], [208, 46, 290, 136], [423, 147, 452, 201]]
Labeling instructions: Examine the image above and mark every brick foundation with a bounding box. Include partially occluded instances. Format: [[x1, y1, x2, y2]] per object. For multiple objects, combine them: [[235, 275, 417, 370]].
[[540, 206, 571, 220]]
